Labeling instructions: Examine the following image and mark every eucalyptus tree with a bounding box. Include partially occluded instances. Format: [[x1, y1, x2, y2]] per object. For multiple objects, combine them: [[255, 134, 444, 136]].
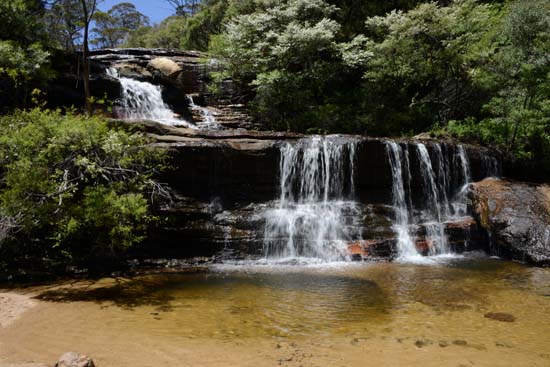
[[44, 0, 84, 51], [166, 0, 202, 16], [92, 2, 150, 48]]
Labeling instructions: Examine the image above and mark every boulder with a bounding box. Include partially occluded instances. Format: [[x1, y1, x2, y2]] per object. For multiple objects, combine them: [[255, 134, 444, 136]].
[[147, 57, 183, 78], [54, 352, 94, 367], [469, 178, 550, 265]]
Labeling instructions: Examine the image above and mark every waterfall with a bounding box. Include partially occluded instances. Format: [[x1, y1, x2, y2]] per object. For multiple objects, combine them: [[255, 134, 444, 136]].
[[386, 142, 417, 258], [107, 68, 196, 128], [433, 144, 451, 218], [187, 95, 220, 129], [482, 155, 501, 177], [263, 136, 360, 261], [451, 145, 471, 217], [386, 142, 474, 259]]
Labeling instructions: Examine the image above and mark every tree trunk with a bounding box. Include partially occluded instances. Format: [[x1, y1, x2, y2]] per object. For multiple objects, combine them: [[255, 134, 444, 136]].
[[81, 0, 96, 116]]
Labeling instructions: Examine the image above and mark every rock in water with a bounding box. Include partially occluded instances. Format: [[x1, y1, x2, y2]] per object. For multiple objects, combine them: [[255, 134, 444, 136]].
[[55, 352, 95, 367], [469, 178, 550, 265], [148, 57, 183, 78], [484, 312, 516, 322]]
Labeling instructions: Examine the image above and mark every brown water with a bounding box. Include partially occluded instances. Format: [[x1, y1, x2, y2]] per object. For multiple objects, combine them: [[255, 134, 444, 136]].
[[1, 256, 550, 366]]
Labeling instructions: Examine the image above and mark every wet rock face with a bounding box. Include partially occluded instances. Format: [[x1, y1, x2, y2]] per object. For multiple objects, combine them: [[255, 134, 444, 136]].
[[469, 178, 550, 265]]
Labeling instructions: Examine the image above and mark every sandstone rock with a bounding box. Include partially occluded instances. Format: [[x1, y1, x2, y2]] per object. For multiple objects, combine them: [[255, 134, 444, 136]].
[[346, 239, 397, 260], [147, 57, 183, 78], [469, 178, 550, 265], [415, 239, 433, 255], [112, 62, 152, 80], [54, 352, 94, 367]]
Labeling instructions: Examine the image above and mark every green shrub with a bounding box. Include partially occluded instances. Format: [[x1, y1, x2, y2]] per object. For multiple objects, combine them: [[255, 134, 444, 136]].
[[0, 109, 167, 269]]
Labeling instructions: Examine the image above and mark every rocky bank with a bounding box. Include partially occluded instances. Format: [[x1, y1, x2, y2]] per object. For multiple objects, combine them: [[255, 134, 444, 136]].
[[469, 178, 550, 265]]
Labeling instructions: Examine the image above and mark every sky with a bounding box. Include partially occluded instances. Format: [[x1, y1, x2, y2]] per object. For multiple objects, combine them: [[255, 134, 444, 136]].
[[98, 0, 175, 25]]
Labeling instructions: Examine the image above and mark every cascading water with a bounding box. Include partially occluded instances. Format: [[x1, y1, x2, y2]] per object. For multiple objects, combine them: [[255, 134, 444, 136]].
[[386, 142, 417, 258], [482, 155, 501, 177], [416, 143, 449, 255], [107, 68, 196, 128], [187, 95, 220, 129], [263, 136, 361, 261], [386, 141, 474, 259], [452, 145, 471, 216]]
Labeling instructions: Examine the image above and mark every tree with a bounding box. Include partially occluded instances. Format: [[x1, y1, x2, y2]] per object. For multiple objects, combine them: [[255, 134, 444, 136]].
[[487, 0, 550, 152], [0, 0, 50, 110], [0, 109, 166, 268], [44, 0, 84, 51], [216, 0, 345, 130], [166, 0, 202, 16], [125, 0, 226, 51], [80, 0, 98, 115], [351, 0, 498, 134], [92, 2, 149, 48]]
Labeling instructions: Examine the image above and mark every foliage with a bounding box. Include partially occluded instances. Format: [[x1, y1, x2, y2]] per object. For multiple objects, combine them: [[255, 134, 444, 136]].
[[445, 0, 550, 178], [92, 2, 150, 48], [43, 0, 84, 51], [0, 0, 51, 111], [0, 109, 167, 267], [166, 0, 202, 17], [0, 41, 50, 83], [125, 0, 227, 51], [213, 0, 354, 130], [125, 16, 187, 49], [0, 0, 47, 46], [354, 0, 499, 135]]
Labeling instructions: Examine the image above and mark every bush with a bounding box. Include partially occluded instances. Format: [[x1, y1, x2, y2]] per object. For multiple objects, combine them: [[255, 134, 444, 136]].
[[0, 109, 167, 270]]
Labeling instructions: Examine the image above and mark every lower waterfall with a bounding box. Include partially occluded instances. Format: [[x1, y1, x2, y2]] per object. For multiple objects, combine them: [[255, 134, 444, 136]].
[[386, 141, 417, 258], [385, 141, 473, 259], [263, 136, 361, 261], [261, 137, 492, 261]]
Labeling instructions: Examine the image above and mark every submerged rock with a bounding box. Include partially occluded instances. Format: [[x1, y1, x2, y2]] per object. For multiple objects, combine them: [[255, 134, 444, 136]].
[[469, 178, 550, 265], [54, 352, 94, 367], [484, 312, 516, 322]]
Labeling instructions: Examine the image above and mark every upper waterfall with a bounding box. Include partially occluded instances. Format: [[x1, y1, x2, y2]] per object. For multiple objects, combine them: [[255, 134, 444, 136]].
[[106, 68, 196, 128]]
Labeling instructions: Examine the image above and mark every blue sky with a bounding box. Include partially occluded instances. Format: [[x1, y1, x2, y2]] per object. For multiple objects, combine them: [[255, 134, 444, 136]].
[[98, 0, 174, 25]]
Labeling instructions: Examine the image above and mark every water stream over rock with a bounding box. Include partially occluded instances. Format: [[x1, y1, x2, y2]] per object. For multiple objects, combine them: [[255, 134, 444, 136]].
[[106, 67, 196, 127], [186, 95, 221, 129], [263, 136, 361, 261], [384, 141, 474, 259]]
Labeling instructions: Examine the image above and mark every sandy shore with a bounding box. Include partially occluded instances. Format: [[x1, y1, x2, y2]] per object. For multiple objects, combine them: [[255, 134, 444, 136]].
[[0, 292, 47, 367], [0, 292, 37, 329]]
